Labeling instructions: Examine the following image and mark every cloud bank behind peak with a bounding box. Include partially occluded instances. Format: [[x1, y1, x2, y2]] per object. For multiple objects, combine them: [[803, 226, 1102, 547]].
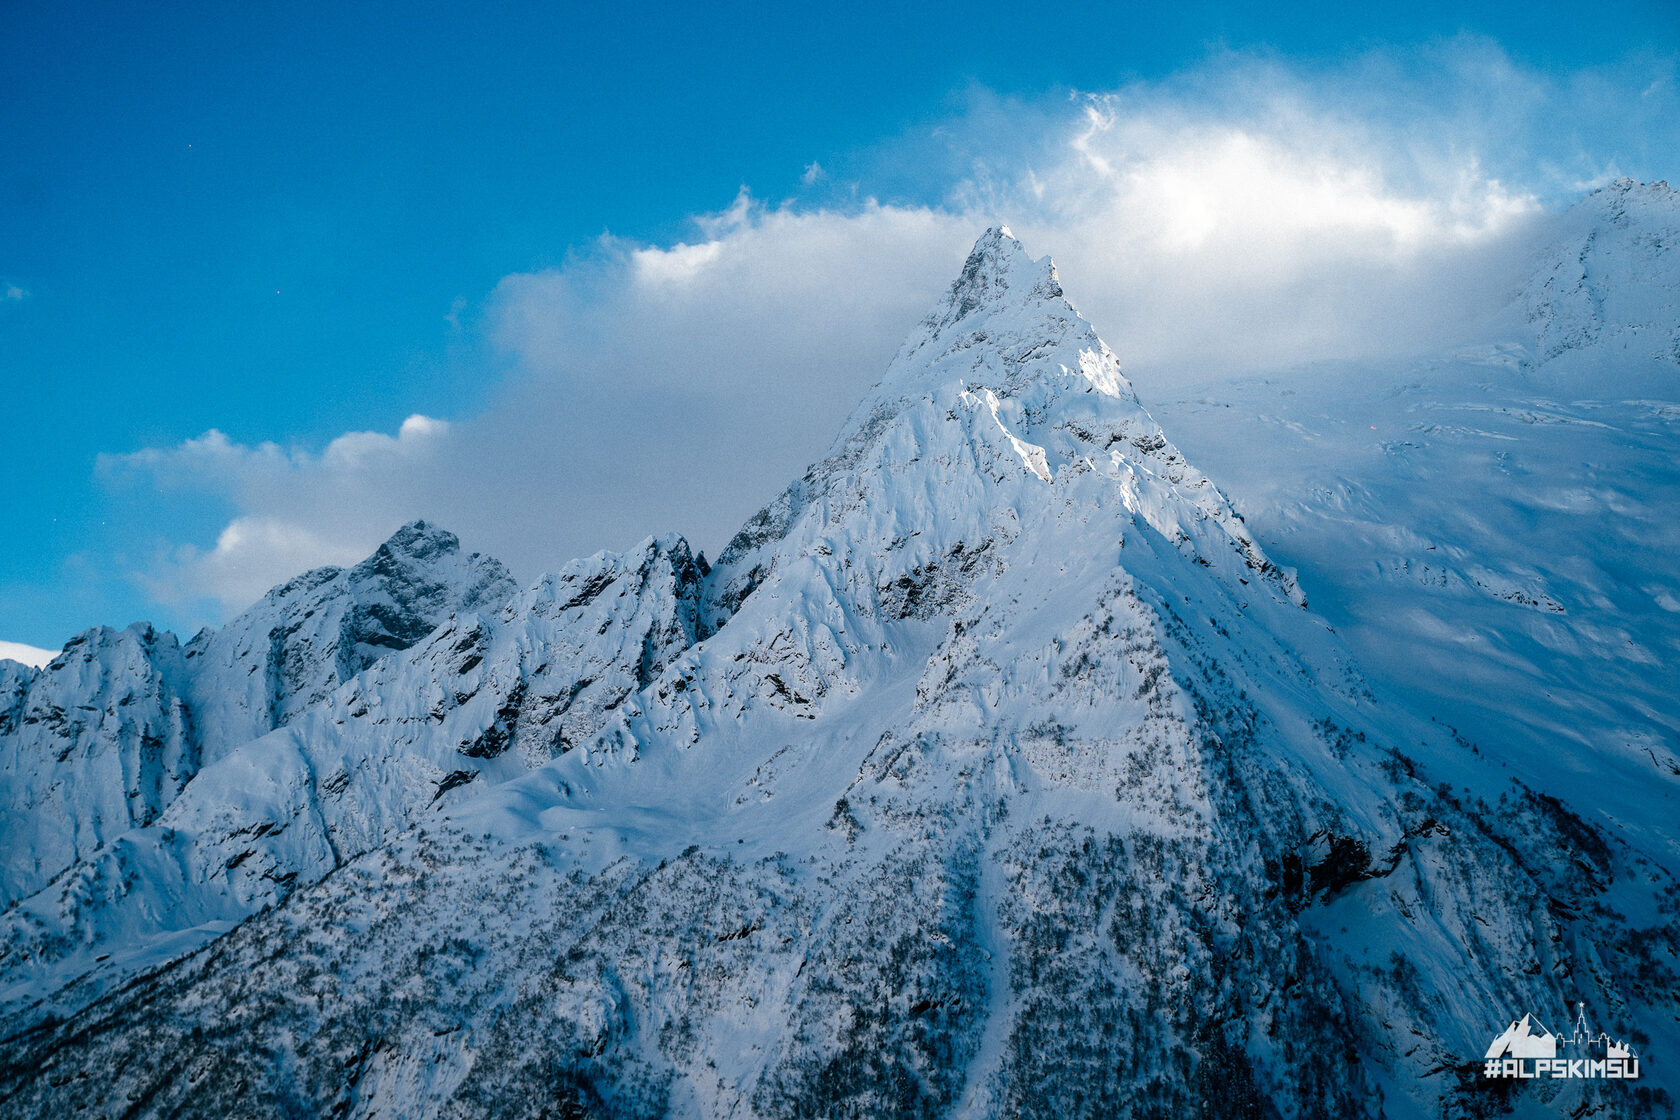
[[106, 40, 1678, 627]]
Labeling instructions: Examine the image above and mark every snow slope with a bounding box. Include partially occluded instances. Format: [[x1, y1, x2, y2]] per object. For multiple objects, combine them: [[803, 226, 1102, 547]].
[[0, 623, 193, 906], [0, 521, 513, 909], [1150, 179, 1680, 871], [182, 518, 520, 761], [0, 532, 703, 1024]]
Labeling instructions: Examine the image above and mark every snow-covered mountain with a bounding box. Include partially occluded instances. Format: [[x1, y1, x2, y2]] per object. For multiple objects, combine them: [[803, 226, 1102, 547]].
[[1150, 178, 1680, 872], [0, 521, 513, 908], [0, 623, 193, 907], [182, 518, 520, 762], [1521, 178, 1680, 368], [2, 218, 1676, 1119]]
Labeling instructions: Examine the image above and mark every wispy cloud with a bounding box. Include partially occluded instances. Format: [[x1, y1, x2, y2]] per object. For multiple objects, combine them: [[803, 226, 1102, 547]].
[[107, 416, 452, 612], [136, 517, 372, 615], [0, 640, 58, 668]]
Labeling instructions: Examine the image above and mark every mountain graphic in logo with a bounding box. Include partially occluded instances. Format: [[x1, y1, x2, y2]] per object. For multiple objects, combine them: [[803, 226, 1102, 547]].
[[1482, 1003, 1639, 1079], [1484, 1013, 1558, 1060]]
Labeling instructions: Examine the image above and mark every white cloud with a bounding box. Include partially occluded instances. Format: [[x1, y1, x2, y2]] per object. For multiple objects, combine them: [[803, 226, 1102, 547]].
[[0, 640, 58, 668], [105, 40, 1680, 626], [108, 416, 453, 613], [2, 283, 26, 303], [115, 414, 448, 493], [489, 199, 970, 395], [137, 517, 372, 614], [988, 95, 1547, 374], [631, 238, 726, 286]]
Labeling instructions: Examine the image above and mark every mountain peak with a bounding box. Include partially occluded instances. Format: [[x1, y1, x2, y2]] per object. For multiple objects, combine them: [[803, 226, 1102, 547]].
[[714, 224, 1299, 615], [179, 520, 517, 762], [928, 225, 1065, 332], [868, 226, 1128, 408], [361, 518, 460, 569]]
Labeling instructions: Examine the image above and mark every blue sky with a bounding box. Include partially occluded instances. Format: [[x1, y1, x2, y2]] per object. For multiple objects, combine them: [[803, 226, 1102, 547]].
[[3, 1, 1678, 654]]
